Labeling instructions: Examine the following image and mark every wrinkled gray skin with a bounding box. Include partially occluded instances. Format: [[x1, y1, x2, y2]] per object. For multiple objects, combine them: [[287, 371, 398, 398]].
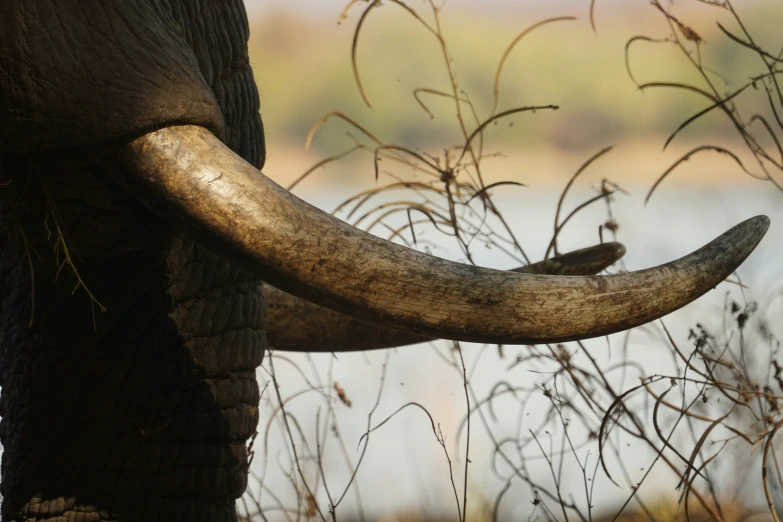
[[0, 1, 266, 520]]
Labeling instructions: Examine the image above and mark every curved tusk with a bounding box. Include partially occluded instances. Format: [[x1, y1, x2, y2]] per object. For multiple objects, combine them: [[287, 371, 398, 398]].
[[265, 243, 628, 352], [264, 284, 426, 352], [100, 125, 769, 345]]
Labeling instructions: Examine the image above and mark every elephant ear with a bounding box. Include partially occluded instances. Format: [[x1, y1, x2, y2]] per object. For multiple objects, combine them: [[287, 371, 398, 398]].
[[0, 0, 225, 153]]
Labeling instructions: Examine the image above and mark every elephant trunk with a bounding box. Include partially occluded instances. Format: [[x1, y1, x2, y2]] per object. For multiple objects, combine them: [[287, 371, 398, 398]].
[[0, 228, 263, 522], [100, 125, 768, 345]]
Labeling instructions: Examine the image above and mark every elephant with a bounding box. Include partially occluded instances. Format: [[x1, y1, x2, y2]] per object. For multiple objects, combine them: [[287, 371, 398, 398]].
[[0, 1, 768, 521]]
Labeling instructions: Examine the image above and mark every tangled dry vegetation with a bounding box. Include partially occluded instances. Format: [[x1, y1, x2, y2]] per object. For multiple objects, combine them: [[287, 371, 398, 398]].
[[242, 1, 783, 521], [631, 0, 783, 201]]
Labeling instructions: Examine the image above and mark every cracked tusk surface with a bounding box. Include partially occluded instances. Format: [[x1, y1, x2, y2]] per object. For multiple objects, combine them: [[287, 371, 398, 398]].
[[100, 125, 770, 344]]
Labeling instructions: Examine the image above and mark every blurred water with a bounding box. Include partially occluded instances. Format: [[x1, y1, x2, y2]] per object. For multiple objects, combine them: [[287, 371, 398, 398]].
[[251, 179, 783, 520]]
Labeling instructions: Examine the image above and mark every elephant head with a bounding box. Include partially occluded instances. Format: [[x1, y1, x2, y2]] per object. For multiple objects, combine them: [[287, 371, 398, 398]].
[[0, 1, 767, 521]]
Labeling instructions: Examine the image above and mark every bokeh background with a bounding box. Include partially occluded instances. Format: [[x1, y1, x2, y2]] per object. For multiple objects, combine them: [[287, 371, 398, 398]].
[[241, 1, 783, 520]]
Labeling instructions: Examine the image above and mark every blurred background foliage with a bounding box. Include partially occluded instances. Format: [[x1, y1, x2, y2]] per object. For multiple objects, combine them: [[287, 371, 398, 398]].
[[247, 1, 780, 156]]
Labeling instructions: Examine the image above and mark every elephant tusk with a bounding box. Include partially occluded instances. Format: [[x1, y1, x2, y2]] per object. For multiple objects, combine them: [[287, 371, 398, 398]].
[[100, 125, 769, 344], [265, 242, 628, 352], [509, 242, 626, 276]]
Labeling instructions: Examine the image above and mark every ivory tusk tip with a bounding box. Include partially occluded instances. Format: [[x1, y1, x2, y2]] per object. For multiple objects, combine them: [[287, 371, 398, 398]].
[[690, 214, 769, 282], [756, 214, 771, 232], [574, 241, 626, 271], [599, 241, 626, 261], [732, 214, 769, 245], [527, 241, 627, 276]]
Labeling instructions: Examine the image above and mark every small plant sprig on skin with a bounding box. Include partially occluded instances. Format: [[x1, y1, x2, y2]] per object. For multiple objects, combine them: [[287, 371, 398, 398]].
[[1, 167, 105, 331], [37, 175, 106, 329]]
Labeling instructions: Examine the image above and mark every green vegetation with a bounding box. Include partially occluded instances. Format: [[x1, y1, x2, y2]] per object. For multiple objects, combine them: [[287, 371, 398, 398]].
[[248, 3, 780, 153]]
